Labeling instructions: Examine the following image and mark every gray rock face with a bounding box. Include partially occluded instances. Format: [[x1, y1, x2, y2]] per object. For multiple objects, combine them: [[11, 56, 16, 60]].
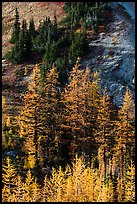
[[117, 2, 135, 21], [3, 150, 18, 157], [82, 2, 135, 107]]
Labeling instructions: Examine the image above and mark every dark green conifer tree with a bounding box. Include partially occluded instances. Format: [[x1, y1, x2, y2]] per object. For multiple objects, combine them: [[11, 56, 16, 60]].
[[10, 8, 20, 44], [29, 17, 36, 38], [20, 19, 32, 57]]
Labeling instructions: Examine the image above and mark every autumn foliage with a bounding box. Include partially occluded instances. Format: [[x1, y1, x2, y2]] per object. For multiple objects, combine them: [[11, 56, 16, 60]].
[[2, 58, 135, 202]]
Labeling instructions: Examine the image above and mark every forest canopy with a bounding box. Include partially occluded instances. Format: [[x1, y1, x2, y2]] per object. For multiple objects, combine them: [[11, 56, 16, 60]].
[[2, 2, 135, 202]]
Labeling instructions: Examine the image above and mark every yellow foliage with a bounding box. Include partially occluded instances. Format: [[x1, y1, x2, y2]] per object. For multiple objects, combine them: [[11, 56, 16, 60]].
[[2, 96, 7, 128], [2, 185, 11, 202], [2, 96, 6, 107], [24, 66, 28, 76], [23, 170, 34, 202], [8, 136, 12, 146], [3, 154, 136, 202], [75, 28, 81, 33], [41, 155, 114, 202], [9, 128, 12, 134], [27, 155, 35, 169], [124, 161, 135, 202], [112, 36, 116, 45], [98, 25, 105, 32]]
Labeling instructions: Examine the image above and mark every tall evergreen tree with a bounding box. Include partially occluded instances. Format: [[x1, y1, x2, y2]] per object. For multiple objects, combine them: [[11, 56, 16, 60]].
[[10, 8, 20, 44], [43, 40, 59, 76], [20, 19, 32, 57], [28, 17, 36, 51], [29, 17, 36, 38], [52, 12, 58, 40]]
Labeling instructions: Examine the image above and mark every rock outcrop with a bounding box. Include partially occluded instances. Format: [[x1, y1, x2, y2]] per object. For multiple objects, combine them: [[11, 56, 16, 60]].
[[82, 2, 135, 107]]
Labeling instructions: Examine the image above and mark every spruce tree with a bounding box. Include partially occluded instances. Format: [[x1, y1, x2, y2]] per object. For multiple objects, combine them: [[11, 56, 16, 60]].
[[10, 8, 20, 44], [7, 18, 32, 63], [43, 40, 59, 76], [29, 17, 36, 38], [52, 12, 58, 40], [20, 19, 32, 57]]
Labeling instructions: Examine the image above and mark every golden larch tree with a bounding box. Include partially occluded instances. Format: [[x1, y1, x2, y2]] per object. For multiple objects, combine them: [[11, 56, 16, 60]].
[[62, 57, 98, 162], [2, 157, 17, 202], [95, 87, 114, 182], [114, 87, 135, 201], [18, 64, 43, 169], [40, 66, 62, 167]]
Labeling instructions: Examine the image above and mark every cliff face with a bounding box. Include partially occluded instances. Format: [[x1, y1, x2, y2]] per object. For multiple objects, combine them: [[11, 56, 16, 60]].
[[82, 2, 135, 107], [117, 2, 135, 20]]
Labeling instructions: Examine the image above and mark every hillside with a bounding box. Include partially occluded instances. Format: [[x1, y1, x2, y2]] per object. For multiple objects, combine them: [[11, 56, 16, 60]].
[[2, 2, 65, 114], [2, 2, 65, 56], [2, 3, 135, 202], [2, 2, 135, 109]]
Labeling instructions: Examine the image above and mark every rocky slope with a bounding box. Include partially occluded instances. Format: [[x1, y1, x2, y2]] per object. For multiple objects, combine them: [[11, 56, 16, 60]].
[[2, 2, 135, 109], [82, 2, 135, 107]]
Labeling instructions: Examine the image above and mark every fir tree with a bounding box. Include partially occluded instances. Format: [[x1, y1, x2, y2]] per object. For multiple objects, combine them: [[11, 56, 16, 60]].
[[20, 19, 32, 57], [29, 17, 36, 38], [52, 11, 58, 40], [10, 7, 20, 44], [43, 40, 59, 76]]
